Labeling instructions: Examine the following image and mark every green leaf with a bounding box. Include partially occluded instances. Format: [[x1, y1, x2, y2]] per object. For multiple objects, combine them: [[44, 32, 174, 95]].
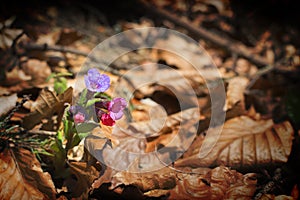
[[78, 88, 88, 105], [54, 77, 68, 94], [86, 98, 103, 107], [76, 121, 99, 133], [63, 118, 74, 141], [78, 132, 90, 140], [46, 73, 56, 82]]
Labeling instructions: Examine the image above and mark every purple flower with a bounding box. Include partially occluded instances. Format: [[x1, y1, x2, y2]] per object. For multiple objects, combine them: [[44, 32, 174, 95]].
[[84, 68, 110, 92], [108, 97, 127, 120]]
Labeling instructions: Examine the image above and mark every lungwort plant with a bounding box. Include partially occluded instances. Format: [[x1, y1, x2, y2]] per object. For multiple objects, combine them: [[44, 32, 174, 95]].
[[51, 68, 127, 178]]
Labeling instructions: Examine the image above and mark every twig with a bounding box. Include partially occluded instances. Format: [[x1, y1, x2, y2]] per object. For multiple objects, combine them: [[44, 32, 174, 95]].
[[140, 1, 270, 67], [22, 43, 89, 57], [21, 42, 137, 91]]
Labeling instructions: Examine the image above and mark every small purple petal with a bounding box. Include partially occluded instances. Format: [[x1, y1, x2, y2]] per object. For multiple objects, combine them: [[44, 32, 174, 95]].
[[87, 68, 101, 81], [110, 111, 124, 120], [84, 68, 111, 92], [109, 97, 127, 113], [97, 74, 110, 92], [108, 97, 127, 120]]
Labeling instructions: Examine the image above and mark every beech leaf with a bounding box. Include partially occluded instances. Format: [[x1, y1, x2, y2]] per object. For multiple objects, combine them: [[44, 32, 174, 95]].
[[223, 76, 249, 112], [110, 167, 177, 192], [175, 116, 294, 169], [170, 166, 257, 200], [22, 87, 72, 130], [0, 148, 56, 199]]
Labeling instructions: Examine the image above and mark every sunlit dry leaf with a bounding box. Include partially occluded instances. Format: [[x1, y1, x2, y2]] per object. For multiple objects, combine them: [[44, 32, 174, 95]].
[[110, 167, 176, 191], [0, 93, 17, 116], [175, 116, 294, 169], [85, 108, 199, 173], [170, 166, 256, 200], [85, 123, 148, 172], [143, 189, 170, 198], [107, 166, 255, 200], [224, 76, 249, 112], [145, 107, 199, 152], [0, 17, 23, 50], [22, 87, 72, 130], [36, 30, 60, 46], [56, 28, 82, 46], [22, 59, 52, 85], [235, 58, 257, 76], [0, 148, 56, 199]]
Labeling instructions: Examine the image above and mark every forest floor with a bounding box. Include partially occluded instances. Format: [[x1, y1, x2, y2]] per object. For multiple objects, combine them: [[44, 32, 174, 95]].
[[0, 0, 300, 199]]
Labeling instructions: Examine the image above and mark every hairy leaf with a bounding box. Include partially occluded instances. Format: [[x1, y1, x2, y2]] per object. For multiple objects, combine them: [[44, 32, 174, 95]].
[[175, 116, 294, 169], [0, 148, 56, 199]]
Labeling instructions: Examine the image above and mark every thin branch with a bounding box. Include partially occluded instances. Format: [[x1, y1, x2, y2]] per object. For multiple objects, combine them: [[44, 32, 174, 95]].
[[22, 43, 89, 57]]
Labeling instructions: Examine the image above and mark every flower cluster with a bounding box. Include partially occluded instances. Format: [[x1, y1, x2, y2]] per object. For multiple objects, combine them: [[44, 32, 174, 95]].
[[71, 68, 127, 127], [96, 97, 127, 126]]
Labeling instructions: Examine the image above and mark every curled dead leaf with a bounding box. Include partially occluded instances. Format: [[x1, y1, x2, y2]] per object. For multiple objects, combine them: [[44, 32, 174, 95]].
[[0, 148, 56, 200], [110, 167, 176, 192], [0, 17, 23, 50], [22, 87, 72, 130], [64, 162, 99, 198], [170, 166, 256, 200], [224, 76, 249, 112], [0, 93, 17, 117], [175, 116, 294, 169], [104, 165, 256, 200], [22, 59, 51, 85], [85, 108, 199, 173]]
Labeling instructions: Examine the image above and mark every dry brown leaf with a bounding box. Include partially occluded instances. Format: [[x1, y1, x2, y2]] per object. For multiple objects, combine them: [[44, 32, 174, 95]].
[[22, 59, 52, 85], [0, 148, 56, 199], [153, 34, 218, 73], [143, 189, 170, 198], [36, 30, 60, 46], [224, 76, 249, 112], [261, 194, 295, 200], [22, 87, 72, 130], [0, 18, 23, 50], [145, 107, 200, 152], [0, 93, 17, 116], [175, 116, 294, 169], [108, 165, 255, 200], [85, 123, 148, 172], [110, 167, 176, 192], [85, 108, 199, 173], [170, 166, 256, 200], [56, 28, 82, 46], [64, 162, 99, 198]]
